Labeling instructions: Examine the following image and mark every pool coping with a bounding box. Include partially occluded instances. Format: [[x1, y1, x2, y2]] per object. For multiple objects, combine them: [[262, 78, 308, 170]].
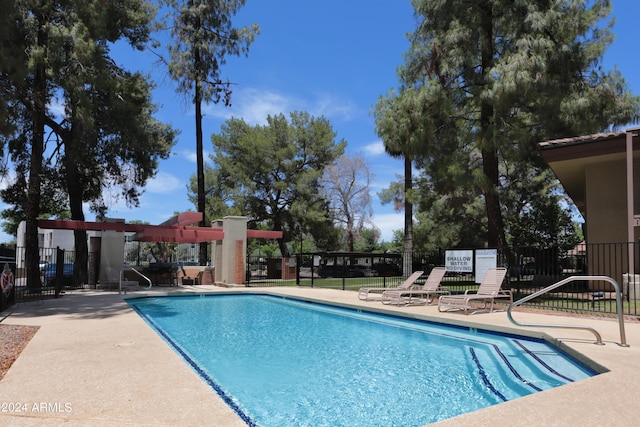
[[1, 286, 639, 426]]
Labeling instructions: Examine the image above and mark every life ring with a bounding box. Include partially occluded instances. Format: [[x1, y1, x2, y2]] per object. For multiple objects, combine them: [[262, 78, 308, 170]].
[[1, 268, 14, 295]]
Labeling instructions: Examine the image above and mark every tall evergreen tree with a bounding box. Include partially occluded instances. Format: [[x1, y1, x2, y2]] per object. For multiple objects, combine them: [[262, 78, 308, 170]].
[[374, 86, 442, 272], [391, 0, 639, 254], [161, 0, 259, 265], [1, 1, 175, 287], [0, 1, 60, 289], [0, 1, 26, 138], [208, 112, 345, 257]]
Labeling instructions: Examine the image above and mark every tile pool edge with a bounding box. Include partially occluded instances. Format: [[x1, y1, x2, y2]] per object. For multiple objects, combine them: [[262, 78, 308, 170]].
[[123, 289, 608, 375]]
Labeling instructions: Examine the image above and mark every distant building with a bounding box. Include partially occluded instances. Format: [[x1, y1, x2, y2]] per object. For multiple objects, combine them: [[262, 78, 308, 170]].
[[17, 221, 79, 253]]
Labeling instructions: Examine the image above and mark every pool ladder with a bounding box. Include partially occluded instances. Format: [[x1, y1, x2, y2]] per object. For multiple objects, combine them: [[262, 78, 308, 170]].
[[507, 276, 628, 347], [119, 267, 152, 294]]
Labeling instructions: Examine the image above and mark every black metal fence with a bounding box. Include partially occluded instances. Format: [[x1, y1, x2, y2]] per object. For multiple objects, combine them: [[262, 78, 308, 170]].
[[0, 247, 89, 311], [4, 242, 640, 318], [508, 242, 640, 317], [247, 244, 640, 317], [247, 251, 472, 290]]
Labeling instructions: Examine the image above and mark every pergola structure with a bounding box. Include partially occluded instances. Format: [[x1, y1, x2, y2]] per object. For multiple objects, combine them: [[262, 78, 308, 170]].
[[37, 212, 283, 243], [36, 213, 283, 287]]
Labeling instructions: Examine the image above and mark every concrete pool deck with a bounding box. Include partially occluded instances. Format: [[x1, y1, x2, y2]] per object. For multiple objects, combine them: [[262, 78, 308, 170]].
[[0, 285, 638, 426]]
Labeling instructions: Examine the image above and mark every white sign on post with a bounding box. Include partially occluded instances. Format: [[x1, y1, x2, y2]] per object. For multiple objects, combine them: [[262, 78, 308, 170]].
[[475, 249, 497, 283], [445, 250, 473, 273]]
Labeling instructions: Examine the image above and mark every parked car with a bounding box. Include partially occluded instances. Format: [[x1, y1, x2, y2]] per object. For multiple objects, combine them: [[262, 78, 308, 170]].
[[318, 265, 365, 278], [360, 267, 378, 277], [371, 262, 402, 277], [43, 263, 74, 287]]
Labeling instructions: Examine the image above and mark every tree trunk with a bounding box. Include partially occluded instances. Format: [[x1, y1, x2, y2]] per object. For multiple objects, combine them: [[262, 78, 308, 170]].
[[25, 25, 47, 291], [65, 105, 89, 286], [479, 3, 508, 252], [346, 228, 354, 252], [403, 155, 414, 275], [345, 209, 354, 252], [66, 162, 88, 286], [274, 215, 290, 258], [194, 48, 208, 266], [481, 146, 506, 249]]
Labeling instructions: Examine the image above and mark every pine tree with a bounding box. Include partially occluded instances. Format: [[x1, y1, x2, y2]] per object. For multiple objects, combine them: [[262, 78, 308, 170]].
[[208, 112, 345, 257], [385, 0, 639, 253], [161, 0, 259, 265], [1, 1, 176, 287]]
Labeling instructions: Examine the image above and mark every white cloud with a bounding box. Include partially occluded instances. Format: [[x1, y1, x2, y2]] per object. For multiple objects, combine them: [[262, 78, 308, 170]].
[[55, 173, 184, 221], [371, 212, 403, 242], [203, 87, 358, 125], [312, 93, 358, 122], [363, 141, 386, 156], [145, 171, 183, 194], [204, 88, 292, 125], [183, 150, 198, 163], [180, 149, 212, 164]]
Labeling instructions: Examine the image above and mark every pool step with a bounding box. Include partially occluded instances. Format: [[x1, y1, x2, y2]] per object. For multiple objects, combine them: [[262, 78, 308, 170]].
[[468, 339, 581, 401]]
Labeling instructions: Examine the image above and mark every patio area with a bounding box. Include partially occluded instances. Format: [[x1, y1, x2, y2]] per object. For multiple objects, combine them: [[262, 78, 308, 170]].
[[1, 285, 639, 426]]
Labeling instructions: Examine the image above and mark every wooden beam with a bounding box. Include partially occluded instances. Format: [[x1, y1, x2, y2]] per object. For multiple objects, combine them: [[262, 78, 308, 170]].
[[37, 219, 146, 232], [133, 227, 224, 243], [158, 212, 203, 227], [246, 229, 284, 239], [37, 218, 282, 243]]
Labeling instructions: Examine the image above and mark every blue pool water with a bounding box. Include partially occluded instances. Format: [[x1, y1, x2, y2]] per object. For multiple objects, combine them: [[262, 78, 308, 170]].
[[128, 294, 598, 427]]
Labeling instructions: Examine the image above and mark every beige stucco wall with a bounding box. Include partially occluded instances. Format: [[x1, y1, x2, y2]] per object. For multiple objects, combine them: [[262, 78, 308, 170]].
[[585, 157, 640, 244], [584, 159, 640, 289], [585, 159, 628, 244], [212, 216, 247, 285], [99, 230, 125, 288]]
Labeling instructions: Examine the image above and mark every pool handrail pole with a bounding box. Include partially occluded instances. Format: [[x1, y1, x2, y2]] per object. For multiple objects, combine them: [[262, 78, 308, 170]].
[[119, 267, 153, 294], [507, 275, 628, 347]]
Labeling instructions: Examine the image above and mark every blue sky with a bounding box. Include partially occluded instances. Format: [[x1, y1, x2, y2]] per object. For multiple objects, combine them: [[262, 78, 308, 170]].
[[86, 0, 415, 242], [2, 1, 640, 244]]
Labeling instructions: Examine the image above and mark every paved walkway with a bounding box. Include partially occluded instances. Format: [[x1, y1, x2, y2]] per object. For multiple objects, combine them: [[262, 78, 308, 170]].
[[1, 286, 639, 426]]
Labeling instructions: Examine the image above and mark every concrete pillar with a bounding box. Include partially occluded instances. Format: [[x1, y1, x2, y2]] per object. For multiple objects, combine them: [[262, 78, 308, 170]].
[[98, 218, 125, 289], [212, 219, 224, 284], [214, 216, 247, 286]]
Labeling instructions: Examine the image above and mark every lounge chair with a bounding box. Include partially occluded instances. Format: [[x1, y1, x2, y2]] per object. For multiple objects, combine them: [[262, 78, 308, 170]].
[[437, 267, 511, 314], [381, 267, 448, 306], [357, 270, 424, 301]]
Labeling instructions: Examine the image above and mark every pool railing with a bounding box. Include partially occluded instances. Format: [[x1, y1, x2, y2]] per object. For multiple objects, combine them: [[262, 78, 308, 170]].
[[508, 275, 628, 347]]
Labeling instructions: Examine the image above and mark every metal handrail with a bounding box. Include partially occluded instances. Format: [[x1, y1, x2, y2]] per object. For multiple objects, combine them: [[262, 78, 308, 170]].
[[507, 275, 628, 347], [119, 267, 152, 294]]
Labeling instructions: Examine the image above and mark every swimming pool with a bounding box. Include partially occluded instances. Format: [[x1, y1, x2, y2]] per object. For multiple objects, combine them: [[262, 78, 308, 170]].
[[128, 294, 598, 427]]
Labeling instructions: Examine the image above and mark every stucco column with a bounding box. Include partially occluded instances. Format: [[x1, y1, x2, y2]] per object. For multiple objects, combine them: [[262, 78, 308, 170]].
[[214, 216, 247, 286], [627, 130, 636, 278], [98, 218, 125, 289]]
